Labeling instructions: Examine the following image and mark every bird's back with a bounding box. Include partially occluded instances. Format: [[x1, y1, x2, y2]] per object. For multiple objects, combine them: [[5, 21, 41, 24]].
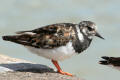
[[2, 23, 76, 49]]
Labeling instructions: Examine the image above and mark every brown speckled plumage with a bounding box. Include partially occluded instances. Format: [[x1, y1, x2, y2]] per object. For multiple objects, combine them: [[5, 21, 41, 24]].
[[3, 23, 77, 49], [2, 21, 103, 54]]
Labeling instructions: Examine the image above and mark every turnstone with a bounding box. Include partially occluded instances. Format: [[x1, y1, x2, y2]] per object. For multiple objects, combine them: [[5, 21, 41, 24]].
[[2, 21, 104, 76], [100, 56, 120, 69]]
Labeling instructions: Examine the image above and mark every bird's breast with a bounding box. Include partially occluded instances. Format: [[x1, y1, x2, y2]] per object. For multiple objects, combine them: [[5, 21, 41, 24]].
[[72, 37, 92, 53], [26, 42, 76, 61]]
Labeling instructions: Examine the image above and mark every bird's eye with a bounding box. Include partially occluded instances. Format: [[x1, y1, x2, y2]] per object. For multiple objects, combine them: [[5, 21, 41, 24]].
[[87, 26, 93, 31]]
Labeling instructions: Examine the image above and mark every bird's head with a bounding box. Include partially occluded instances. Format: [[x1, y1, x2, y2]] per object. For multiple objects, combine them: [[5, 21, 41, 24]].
[[79, 21, 104, 40]]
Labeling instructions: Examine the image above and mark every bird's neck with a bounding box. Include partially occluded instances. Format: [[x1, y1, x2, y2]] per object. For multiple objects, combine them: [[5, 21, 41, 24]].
[[73, 36, 92, 53], [72, 25, 92, 53]]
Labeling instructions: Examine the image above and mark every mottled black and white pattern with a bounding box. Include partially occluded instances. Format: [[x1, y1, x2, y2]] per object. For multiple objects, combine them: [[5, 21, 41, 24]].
[[2, 21, 104, 61]]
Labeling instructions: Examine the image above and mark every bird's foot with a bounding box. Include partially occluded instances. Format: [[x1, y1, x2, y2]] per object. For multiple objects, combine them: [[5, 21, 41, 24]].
[[57, 70, 73, 76]]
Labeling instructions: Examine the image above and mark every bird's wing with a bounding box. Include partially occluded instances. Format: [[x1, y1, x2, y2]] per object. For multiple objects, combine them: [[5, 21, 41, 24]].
[[16, 23, 75, 34], [100, 56, 120, 66], [3, 23, 76, 49]]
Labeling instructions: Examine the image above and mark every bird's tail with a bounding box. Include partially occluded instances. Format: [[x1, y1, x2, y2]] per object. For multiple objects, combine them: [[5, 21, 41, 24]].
[[3, 35, 16, 41], [2, 34, 32, 46], [99, 56, 120, 66]]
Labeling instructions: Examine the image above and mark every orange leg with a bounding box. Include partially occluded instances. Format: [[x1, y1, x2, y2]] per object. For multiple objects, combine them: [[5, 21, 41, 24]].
[[51, 60, 73, 76]]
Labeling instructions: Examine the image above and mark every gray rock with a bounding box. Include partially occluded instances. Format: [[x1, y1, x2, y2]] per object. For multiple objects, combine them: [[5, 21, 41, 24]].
[[0, 54, 81, 80]]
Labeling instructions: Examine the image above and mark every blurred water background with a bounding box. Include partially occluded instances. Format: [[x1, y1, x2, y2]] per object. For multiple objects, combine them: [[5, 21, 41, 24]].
[[0, 0, 120, 80]]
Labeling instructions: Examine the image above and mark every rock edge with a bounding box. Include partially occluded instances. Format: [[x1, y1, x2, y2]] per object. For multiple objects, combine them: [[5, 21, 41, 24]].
[[0, 54, 81, 80]]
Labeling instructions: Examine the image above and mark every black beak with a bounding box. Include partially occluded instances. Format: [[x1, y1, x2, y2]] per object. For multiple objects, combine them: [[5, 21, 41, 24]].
[[95, 32, 104, 39]]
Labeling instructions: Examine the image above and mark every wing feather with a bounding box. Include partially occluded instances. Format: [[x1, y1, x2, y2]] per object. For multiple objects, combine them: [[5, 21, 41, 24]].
[[3, 23, 76, 49]]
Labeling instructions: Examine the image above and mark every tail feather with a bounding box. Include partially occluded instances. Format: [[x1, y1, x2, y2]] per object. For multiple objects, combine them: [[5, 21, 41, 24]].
[[2, 34, 32, 46], [3, 36, 17, 41], [100, 56, 120, 66]]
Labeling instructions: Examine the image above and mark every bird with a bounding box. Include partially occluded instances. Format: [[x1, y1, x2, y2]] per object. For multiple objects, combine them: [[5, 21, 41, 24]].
[[100, 56, 120, 70], [2, 21, 104, 76]]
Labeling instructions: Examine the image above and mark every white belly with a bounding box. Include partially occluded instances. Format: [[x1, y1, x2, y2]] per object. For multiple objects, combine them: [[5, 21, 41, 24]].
[[26, 42, 76, 61]]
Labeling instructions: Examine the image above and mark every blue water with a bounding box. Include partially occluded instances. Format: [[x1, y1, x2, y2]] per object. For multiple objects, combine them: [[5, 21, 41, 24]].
[[0, 0, 120, 80]]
